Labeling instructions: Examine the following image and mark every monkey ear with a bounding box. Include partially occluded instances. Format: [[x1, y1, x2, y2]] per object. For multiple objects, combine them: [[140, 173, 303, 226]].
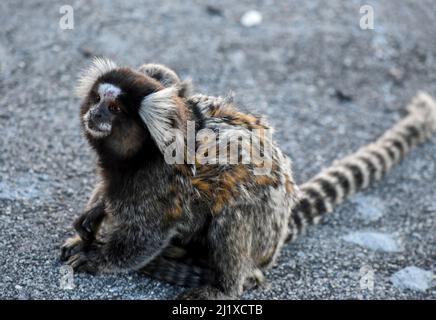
[[75, 57, 118, 99], [138, 63, 193, 98], [137, 64, 181, 88]]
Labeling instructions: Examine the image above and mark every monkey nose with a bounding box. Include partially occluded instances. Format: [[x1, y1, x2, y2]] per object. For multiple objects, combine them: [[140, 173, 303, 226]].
[[93, 112, 102, 119]]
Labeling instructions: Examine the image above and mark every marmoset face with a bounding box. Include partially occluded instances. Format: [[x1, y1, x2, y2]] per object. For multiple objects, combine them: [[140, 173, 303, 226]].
[[76, 59, 188, 161], [79, 67, 163, 157]]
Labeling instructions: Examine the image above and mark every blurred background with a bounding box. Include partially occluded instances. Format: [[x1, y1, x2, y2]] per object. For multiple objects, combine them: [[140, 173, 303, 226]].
[[0, 0, 434, 299]]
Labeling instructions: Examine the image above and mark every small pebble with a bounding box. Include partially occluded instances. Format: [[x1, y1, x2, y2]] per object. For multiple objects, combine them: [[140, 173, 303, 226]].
[[205, 5, 223, 16], [342, 231, 402, 252], [240, 10, 262, 27], [390, 266, 433, 292]]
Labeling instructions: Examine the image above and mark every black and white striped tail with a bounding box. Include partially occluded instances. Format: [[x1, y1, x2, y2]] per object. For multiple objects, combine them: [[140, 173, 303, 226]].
[[287, 92, 436, 242]]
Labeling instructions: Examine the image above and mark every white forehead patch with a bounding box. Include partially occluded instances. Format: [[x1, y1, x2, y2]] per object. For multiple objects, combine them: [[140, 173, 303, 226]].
[[98, 83, 122, 100]]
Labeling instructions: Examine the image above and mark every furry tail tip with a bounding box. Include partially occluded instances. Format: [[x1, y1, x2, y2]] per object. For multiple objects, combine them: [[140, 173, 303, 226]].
[[408, 91, 436, 133]]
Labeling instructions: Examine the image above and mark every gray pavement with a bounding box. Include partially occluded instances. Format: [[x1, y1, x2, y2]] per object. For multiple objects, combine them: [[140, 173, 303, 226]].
[[0, 0, 435, 299]]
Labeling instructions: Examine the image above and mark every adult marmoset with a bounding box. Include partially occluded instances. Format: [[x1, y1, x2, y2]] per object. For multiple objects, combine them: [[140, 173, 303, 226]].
[[60, 57, 436, 299]]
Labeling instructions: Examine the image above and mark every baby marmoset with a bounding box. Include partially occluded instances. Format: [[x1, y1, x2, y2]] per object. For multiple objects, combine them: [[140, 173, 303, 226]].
[[60, 58, 436, 299]]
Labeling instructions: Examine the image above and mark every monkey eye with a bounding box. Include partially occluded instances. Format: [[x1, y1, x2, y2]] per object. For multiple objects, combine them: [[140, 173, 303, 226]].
[[108, 103, 121, 114]]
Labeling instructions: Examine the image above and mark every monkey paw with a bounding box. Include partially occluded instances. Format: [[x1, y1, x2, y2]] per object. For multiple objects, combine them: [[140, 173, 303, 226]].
[[176, 286, 231, 300], [60, 235, 85, 262], [73, 212, 97, 242], [66, 250, 101, 274]]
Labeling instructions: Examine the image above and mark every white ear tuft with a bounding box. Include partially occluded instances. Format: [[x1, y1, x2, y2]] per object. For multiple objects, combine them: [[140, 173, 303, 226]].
[[75, 57, 118, 98], [139, 87, 184, 153]]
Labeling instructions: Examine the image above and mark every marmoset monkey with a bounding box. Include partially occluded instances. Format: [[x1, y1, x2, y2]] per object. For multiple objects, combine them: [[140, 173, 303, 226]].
[[61, 57, 436, 299]]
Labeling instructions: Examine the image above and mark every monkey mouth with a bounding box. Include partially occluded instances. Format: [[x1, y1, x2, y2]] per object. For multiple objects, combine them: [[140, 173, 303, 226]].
[[85, 120, 112, 138]]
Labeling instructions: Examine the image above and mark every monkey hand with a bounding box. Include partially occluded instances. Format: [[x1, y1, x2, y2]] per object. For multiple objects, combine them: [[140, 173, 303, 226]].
[[60, 235, 86, 262], [66, 244, 103, 274], [73, 213, 95, 242], [73, 204, 106, 243]]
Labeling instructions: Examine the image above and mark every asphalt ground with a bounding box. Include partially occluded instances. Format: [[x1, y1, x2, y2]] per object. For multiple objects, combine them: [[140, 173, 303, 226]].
[[0, 0, 434, 299]]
